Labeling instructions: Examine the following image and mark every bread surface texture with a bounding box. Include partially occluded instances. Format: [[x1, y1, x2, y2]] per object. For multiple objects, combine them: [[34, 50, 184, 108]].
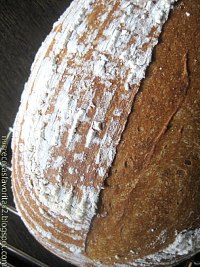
[[12, 0, 200, 266]]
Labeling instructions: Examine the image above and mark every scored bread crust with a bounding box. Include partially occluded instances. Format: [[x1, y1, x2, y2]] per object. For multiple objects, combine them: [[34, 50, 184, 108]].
[[11, 0, 200, 266], [86, 0, 200, 266]]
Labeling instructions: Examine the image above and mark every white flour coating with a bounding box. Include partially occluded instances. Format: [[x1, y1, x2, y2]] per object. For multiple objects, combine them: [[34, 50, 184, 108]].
[[12, 187, 200, 267], [14, 190, 86, 253], [122, 229, 200, 266], [11, 0, 199, 266], [16, 172, 200, 267]]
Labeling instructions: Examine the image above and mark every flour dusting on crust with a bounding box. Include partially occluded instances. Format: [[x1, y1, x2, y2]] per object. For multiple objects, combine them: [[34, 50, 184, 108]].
[[11, 0, 199, 266]]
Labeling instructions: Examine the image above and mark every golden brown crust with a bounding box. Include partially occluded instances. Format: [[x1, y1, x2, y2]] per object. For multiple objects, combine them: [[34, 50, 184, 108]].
[[11, 0, 200, 266], [85, 0, 200, 264]]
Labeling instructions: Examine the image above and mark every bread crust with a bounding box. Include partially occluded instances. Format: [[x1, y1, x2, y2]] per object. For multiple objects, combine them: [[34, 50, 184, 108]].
[[86, 0, 200, 265], [11, 0, 200, 266]]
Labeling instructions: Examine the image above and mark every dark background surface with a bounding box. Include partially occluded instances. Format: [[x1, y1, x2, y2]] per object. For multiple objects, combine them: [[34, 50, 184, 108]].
[[0, 0, 72, 136], [0, 1, 199, 267]]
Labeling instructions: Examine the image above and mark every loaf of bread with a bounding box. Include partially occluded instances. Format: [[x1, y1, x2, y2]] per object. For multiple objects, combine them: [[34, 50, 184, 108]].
[[11, 0, 200, 266]]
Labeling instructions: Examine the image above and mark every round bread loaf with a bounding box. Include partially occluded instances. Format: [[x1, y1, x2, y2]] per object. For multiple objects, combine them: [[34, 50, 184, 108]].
[[12, 0, 200, 266]]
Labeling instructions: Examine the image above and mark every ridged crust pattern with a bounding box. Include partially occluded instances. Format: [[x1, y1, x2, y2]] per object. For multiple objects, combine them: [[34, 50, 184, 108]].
[[12, 0, 200, 266]]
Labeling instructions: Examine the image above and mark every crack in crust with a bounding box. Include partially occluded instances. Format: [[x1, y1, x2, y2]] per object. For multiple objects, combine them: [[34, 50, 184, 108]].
[[11, 0, 200, 266]]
